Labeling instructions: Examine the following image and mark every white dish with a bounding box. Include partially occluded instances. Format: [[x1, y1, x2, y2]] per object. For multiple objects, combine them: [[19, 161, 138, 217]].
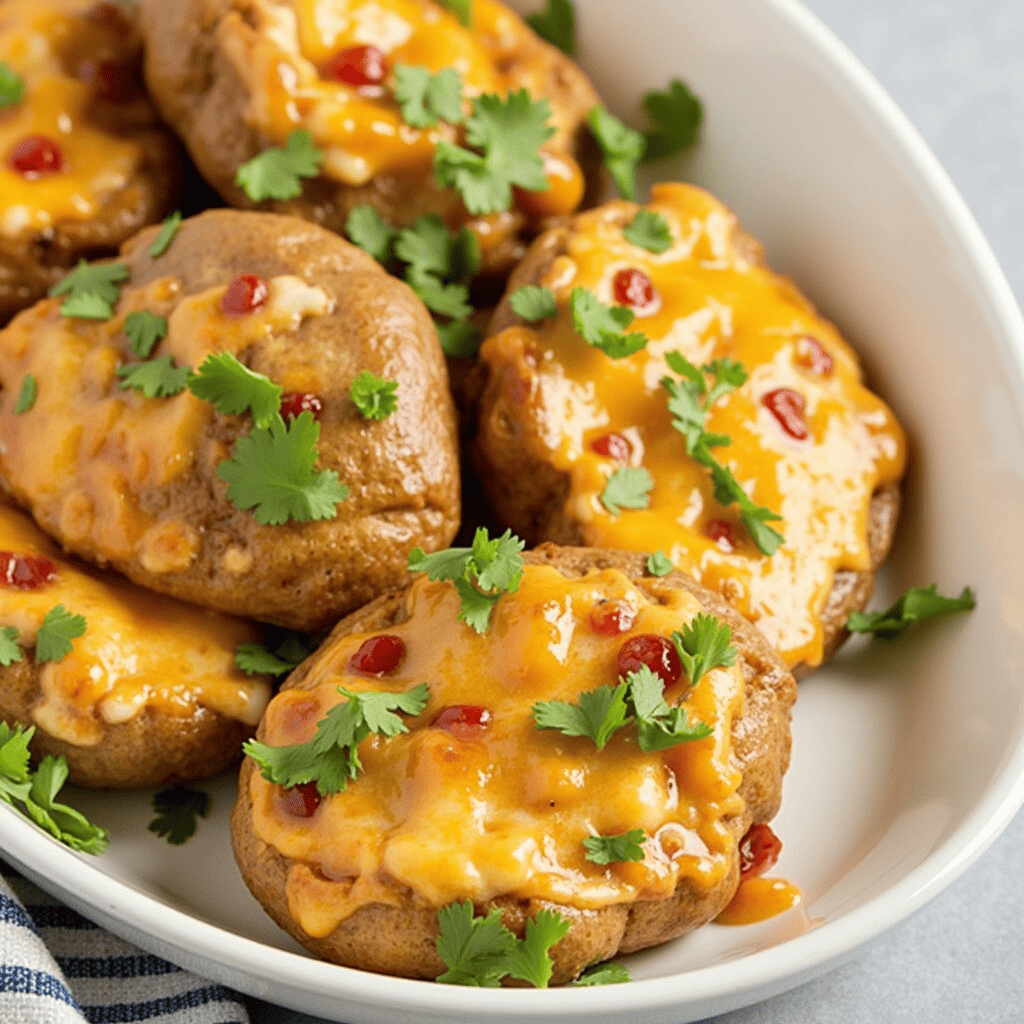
[[3, 0, 1024, 1021]]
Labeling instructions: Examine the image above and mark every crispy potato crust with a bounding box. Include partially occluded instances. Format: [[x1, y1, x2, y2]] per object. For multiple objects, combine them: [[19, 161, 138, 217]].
[[231, 545, 796, 983]]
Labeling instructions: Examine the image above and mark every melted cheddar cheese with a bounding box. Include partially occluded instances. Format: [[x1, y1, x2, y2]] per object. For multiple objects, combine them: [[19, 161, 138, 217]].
[[480, 184, 908, 668], [0, 0, 147, 239], [0, 274, 331, 571], [250, 565, 747, 936], [220, 0, 573, 188], [0, 503, 271, 745]]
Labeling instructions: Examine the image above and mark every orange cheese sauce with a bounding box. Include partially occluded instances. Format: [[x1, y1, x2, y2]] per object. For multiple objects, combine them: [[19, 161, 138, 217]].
[[0, 274, 331, 571], [0, 0, 146, 238], [219, 0, 562, 187], [0, 503, 271, 745], [715, 876, 801, 925], [250, 565, 748, 938], [481, 183, 908, 668]]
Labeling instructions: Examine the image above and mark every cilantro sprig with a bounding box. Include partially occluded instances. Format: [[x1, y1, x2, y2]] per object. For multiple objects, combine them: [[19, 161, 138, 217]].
[[117, 356, 190, 398], [646, 550, 673, 577], [49, 260, 130, 320], [586, 106, 645, 201], [14, 374, 37, 414], [509, 284, 558, 323], [346, 205, 398, 264], [641, 79, 703, 164], [235, 634, 313, 676], [435, 89, 555, 215], [0, 626, 23, 666], [408, 528, 525, 633], [35, 605, 87, 663], [236, 130, 324, 202], [148, 784, 210, 845], [437, 0, 472, 26], [573, 961, 632, 986], [394, 65, 464, 128], [623, 209, 674, 254], [670, 614, 736, 689], [0, 723, 109, 853], [217, 411, 349, 526], [148, 211, 182, 258], [660, 351, 784, 556], [350, 371, 398, 420], [0, 62, 25, 107], [123, 310, 168, 359], [847, 584, 975, 639], [583, 829, 646, 865], [187, 352, 282, 427], [526, 0, 576, 56], [600, 466, 653, 516], [532, 663, 712, 752], [244, 683, 429, 796], [436, 901, 570, 988], [571, 288, 648, 359]]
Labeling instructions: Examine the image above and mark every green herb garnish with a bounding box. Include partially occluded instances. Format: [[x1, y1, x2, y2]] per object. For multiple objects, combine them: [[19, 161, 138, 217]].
[[244, 683, 429, 795], [350, 371, 398, 420], [509, 284, 558, 323], [437, 0, 472, 26], [49, 260, 129, 320], [572, 961, 632, 986], [0, 62, 25, 107], [623, 209, 674, 254], [586, 105, 645, 201], [235, 637, 310, 676], [599, 465, 653, 516], [526, 0, 576, 56], [345, 205, 399, 265], [117, 356, 190, 398], [670, 613, 737, 690], [35, 605, 86, 663], [847, 584, 976, 639], [236, 130, 324, 202], [187, 352, 282, 427], [13, 374, 36, 414], [394, 64, 464, 128], [148, 211, 183, 258], [570, 288, 647, 359], [123, 310, 168, 359], [646, 550, 673, 577], [641, 79, 703, 163], [0, 626, 22, 666], [583, 829, 646, 865], [531, 682, 630, 750]]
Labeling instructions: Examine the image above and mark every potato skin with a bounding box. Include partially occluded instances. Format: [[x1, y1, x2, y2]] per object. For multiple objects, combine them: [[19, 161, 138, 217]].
[[0, 209, 461, 631], [231, 545, 796, 983], [0, 1, 181, 323], [473, 206, 903, 678], [139, 0, 602, 275]]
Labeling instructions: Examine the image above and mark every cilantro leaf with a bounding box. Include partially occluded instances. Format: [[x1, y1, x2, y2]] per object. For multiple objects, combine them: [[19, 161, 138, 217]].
[[435, 90, 555, 215], [671, 613, 736, 689], [0, 626, 23, 666], [409, 528, 525, 633], [244, 683, 429, 795], [623, 209, 674, 254], [600, 466, 653, 516], [148, 784, 210, 845], [148, 210, 182, 258], [0, 725, 108, 853], [583, 829, 646, 865], [572, 961, 632, 986], [117, 356, 190, 398], [58, 292, 116, 320], [436, 902, 515, 987], [525, 0, 576, 56], [709, 462, 784, 557], [49, 260, 129, 305], [394, 215, 479, 318], [234, 639, 307, 676], [14, 374, 36, 414], [641, 79, 703, 164], [0, 62, 25, 107], [123, 310, 168, 359], [532, 682, 630, 750], [217, 411, 349, 526], [35, 605, 86, 663], [586, 105, 645, 201], [847, 584, 976, 640], [437, 0, 472, 26], [236, 130, 324, 202], [346, 205, 398, 265], [349, 371, 399, 420], [570, 288, 647, 358], [436, 902, 568, 988], [646, 550, 673, 576], [505, 908, 571, 988], [187, 352, 282, 427], [624, 665, 713, 751], [509, 284, 558, 322], [394, 64, 464, 128], [436, 319, 483, 357]]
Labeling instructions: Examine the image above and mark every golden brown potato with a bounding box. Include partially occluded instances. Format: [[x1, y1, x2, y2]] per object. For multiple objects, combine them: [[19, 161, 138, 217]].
[[0, 503, 272, 789], [231, 545, 796, 983], [472, 183, 907, 675], [0, 209, 461, 631], [0, 0, 181, 323], [139, 0, 602, 278]]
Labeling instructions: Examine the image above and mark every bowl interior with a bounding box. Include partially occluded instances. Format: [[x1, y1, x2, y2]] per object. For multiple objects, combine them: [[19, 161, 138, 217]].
[[3, 1, 1024, 1022]]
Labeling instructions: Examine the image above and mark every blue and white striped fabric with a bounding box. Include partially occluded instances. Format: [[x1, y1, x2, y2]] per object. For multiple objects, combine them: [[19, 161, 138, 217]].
[[0, 861, 249, 1024]]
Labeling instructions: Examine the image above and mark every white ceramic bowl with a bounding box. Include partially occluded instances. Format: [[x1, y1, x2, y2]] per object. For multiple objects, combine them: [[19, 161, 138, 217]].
[[3, 1, 1024, 1021]]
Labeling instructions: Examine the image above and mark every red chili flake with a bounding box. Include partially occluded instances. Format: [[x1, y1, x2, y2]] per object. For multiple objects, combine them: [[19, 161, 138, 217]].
[[349, 635, 406, 676], [762, 388, 809, 441], [795, 335, 834, 376], [279, 781, 322, 818], [590, 600, 637, 636], [0, 552, 58, 590], [431, 704, 492, 741], [7, 136, 65, 179], [739, 822, 783, 881], [612, 268, 659, 315], [221, 274, 269, 317], [280, 392, 323, 422], [323, 45, 389, 88], [590, 433, 631, 462], [617, 633, 682, 688], [704, 519, 737, 551]]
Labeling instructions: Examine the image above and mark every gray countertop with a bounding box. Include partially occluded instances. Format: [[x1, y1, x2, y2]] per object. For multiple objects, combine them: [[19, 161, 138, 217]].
[[248, 1, 1024, 1021]]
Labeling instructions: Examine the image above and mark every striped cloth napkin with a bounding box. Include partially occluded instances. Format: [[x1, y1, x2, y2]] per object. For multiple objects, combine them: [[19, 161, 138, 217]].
[[0, 860, 250, 1024]]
